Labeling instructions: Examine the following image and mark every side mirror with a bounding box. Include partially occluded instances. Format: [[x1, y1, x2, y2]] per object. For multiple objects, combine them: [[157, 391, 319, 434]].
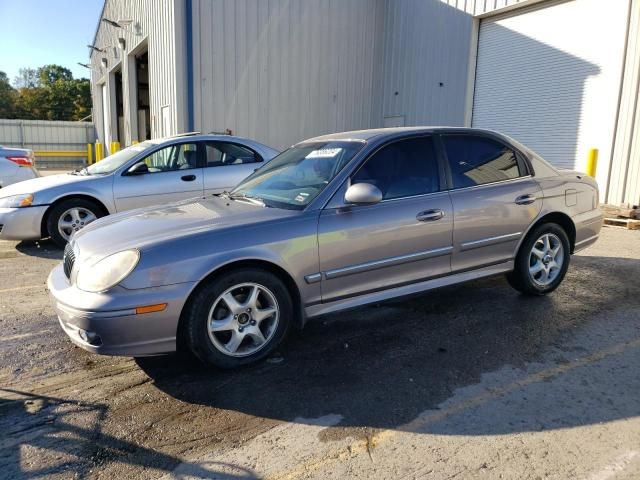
[[126, 162, 149, 176], [344, 183, 383, 205]]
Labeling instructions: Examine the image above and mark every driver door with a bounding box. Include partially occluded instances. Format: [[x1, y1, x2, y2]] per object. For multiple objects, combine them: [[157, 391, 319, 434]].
[[317, 136, 453, 302], [113, 142, 204, 211]]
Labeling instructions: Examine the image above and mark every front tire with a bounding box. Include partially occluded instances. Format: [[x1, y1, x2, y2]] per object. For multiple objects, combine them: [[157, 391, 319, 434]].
[[46, 198, 104, 247], [507, 222, 570, 296], [184, 268, 293, 369]]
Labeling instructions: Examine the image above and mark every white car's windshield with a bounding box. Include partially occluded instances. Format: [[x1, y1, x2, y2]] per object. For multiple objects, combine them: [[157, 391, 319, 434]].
[[230, 141, 364, 209], [84, 142, 155, 175]]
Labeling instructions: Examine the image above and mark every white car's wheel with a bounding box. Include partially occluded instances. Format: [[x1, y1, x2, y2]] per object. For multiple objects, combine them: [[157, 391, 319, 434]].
[[46, 199, 104, 247]]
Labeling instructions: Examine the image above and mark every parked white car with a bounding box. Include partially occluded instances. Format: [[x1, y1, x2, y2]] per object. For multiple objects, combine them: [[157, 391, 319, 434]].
[[0, 133, 279, 246], [0, 146, 39, 189]]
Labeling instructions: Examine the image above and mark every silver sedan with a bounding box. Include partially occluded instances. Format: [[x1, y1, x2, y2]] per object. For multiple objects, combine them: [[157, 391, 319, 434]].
[[0, 145, 39, 188], [48, 127, 603, 369], [0, 134, 279, 246]]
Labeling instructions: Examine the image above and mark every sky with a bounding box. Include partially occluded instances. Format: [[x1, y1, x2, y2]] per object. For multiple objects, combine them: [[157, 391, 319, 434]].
[[0, 0, 104, 84]]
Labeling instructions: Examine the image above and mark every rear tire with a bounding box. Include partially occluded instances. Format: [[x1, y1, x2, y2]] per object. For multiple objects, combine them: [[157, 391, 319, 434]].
[[184, 268, 293, 369], [507, 222, 570, 296], [46, 198, 104, 247]]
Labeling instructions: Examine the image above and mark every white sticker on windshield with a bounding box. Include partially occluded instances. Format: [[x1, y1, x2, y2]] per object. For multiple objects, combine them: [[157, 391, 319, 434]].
[[294, 192, 310, 202], [306, 148, 342, 159]]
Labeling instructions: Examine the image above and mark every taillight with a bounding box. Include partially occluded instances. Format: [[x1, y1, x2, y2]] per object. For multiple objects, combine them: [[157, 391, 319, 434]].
[[6, 156, 34, 167]]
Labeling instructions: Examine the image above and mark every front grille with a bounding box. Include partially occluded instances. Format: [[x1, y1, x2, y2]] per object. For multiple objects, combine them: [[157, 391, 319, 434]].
[[63, 243, 76, 279]]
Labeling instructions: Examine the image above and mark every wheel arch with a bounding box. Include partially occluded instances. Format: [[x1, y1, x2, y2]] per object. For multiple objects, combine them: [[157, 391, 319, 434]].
[[524, 211, 577, 253], [41, 194, 111, 237], [176, 258, 304, 351]]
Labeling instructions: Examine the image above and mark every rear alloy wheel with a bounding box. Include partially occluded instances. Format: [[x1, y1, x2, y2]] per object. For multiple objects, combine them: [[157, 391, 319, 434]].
[[185, 268, 293, 368], [46, 198, 104, 247], [507, 223, 571, 295]]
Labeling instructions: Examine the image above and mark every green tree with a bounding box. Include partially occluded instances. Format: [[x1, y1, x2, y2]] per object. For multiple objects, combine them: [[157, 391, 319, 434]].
[[2, 64, 92, 121], [0, 71, 16, 118], [38, 65, 73, 86], [13, 86, 48, 120], [71, 78, 92, 121], [13, 68, 38, 89]]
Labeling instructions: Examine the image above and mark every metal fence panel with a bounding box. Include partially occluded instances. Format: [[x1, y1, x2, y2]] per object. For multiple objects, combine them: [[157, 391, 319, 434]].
[[0, 119, 96, 169]]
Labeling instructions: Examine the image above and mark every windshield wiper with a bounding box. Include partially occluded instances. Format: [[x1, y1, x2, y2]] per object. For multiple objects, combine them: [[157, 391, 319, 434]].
[[215, 190, 232, 199], [229, 192, 267, 207], [69, 167, 89, 176]]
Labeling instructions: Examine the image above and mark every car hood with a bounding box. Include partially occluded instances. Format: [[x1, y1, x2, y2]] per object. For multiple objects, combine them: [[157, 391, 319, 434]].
[[73, 196, 298, 260], [0, 173, 94, 198]]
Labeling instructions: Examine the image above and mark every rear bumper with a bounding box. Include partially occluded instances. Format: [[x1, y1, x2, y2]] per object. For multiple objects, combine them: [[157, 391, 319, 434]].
[[574, 209, 604, 252], [48, 264, 196, 356], [0, 206, 47, 240], [0, 167, 38, 188]]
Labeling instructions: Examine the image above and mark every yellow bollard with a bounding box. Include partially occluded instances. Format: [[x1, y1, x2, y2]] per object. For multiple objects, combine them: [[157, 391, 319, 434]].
[[586, 148, 598, 178], [87, 143, 93, 165], [110, 141, 120, 155], [95, 143, 104, 162]]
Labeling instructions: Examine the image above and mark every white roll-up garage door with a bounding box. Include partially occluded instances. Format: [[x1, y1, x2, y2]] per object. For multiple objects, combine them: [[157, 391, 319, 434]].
[[472, 0, 629, 188]]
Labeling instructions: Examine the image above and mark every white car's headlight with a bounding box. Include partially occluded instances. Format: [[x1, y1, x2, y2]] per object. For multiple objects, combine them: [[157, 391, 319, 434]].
[[0, 194, 34, 208], [76, 250, 140, 293]]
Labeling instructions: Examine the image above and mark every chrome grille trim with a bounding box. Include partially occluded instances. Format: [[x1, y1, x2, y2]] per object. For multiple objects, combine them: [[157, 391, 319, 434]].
[[63, 243, 76, 279]]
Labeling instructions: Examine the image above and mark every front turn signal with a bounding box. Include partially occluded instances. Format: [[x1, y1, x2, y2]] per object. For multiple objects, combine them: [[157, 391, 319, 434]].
[[135, 303, 168, 315]]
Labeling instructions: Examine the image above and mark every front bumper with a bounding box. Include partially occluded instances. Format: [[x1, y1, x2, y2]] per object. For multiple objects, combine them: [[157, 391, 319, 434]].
[[48, 264, 197, 356], [0, 205, 48, 240]]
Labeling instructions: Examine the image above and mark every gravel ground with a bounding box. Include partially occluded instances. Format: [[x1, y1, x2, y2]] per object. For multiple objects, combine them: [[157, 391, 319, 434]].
[[0, 225, 638, 479]]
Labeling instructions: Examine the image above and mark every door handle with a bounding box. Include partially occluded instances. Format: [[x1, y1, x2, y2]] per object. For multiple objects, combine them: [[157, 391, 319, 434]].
[[515, 194, 537, 205], [416, 209, 445, 222], [181, 175, 197, 182]]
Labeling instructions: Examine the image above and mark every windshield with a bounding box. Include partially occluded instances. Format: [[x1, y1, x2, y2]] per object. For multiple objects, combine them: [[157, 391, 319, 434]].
[[85, 142, 155, 175], [230, 141, 365, 209]]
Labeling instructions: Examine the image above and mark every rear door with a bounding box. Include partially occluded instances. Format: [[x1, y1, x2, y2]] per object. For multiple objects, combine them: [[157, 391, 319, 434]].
[[113, 141, 204, 211], [202, 141, 264, 195], [440, 133, 541, 272]]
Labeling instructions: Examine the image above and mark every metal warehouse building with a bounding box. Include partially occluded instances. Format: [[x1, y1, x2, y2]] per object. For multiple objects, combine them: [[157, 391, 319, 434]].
[[90, 0, 640, 206]]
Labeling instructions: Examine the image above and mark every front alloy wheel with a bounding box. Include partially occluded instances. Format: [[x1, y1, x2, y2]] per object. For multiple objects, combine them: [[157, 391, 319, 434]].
[[58, 207, 97, 242], [207, 283, 280, 357], [46, 198, 104, 247], [185, 268, 293, 368]]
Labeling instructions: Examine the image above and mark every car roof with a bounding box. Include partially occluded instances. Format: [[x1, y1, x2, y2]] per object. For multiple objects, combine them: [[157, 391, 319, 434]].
[[146, 133, 258, 144], [138, 133, 279, 155], [300, 126, 503, 144]]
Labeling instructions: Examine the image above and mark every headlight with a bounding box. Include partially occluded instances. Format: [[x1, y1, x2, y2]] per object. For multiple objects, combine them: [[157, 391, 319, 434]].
[[76, 250, 140, 293], [0, 194, 34, 208]]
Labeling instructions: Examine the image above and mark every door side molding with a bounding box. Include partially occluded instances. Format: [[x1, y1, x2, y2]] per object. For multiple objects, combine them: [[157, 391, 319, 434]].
[[324, 246, 453, 280], [460, 232, 522, 252]]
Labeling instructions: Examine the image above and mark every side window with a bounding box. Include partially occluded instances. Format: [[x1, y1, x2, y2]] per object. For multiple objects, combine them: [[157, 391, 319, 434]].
[[352, 137, 440, 200], [140, 143, 199, 173], [442, 135, 522, 188], [204, 142, 260, 167]]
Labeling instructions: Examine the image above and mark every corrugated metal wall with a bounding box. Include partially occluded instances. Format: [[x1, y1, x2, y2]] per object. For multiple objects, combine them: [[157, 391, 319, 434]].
[[472, 0, 629, 192], [191, 0, 386, 150], [607, 0, 640, 206], [91, 0, 186, 146], [380, 0, 525, 128], [190, 0, 526, 150], [0, 120, 95, 168]]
